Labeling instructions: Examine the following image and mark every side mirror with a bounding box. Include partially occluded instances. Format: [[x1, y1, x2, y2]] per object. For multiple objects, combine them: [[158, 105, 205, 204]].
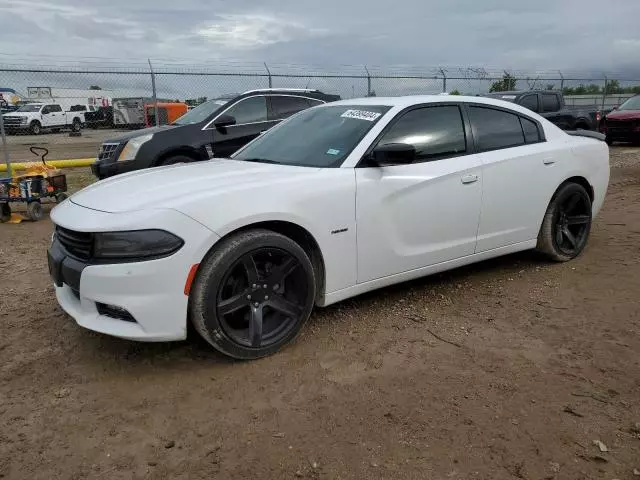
[[612, 105, 619, 110], [370, 143, 416, 166], [213, 114, 236, 129]]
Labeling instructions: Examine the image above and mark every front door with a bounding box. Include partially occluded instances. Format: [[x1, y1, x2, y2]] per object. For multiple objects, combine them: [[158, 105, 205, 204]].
[[210, 96, 277, 157], [355, 104, 482, 283]]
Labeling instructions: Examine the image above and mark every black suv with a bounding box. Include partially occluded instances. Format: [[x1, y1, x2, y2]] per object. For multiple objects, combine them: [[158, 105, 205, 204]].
[[91, 89, 341, 179]]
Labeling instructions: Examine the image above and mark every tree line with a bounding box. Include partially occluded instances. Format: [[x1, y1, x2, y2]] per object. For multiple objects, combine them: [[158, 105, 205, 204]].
[[484, 73, 640, 95]]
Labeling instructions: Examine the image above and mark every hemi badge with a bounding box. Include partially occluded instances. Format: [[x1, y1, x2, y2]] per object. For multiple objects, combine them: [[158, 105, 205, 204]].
[[331, 228, 348, 235]]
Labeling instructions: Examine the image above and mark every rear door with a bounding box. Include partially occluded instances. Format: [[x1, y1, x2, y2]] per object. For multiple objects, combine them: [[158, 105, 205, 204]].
[[209, 96, 275, 157], [468, 104, 561, 251], [540, 93, 567, 128], [355, 104, 482, 282]]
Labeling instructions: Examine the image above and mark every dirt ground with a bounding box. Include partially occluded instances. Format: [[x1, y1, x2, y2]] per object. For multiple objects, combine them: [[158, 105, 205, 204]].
[[0, 147, 639, 480], [3, 128, 127, 162]]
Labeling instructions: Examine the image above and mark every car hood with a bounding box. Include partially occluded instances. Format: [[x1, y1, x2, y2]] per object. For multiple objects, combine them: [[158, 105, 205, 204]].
[[70, 159, 321, 213], [107, 124, 179, 142], [606, 110, 640, 120]]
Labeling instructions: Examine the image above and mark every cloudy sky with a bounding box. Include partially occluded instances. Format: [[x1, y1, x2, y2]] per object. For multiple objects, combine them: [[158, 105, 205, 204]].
[[1, 0, 640, 74]]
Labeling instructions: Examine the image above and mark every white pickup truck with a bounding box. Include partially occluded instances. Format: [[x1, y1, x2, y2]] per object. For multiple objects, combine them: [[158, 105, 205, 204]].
[[2, 103, 84, 135]]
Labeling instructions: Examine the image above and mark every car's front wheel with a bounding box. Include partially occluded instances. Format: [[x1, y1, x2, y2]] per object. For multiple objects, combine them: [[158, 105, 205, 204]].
[[190, 229, 316, 360], [537, 182, 592, 262]]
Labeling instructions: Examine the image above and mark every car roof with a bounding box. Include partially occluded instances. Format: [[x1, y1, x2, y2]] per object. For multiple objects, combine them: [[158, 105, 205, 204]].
[[328, 95, 531, 110]]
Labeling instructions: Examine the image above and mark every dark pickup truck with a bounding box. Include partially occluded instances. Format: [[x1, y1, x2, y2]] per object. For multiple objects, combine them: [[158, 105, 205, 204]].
[[486, 90, 601, 131]]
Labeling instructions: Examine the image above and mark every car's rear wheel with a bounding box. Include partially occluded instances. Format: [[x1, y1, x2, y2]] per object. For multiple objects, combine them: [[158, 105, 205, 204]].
[[72, 119, 81, 132], [190, 229, 316, 360], [0, 203, 11, 223], [537, 182, 592, 262]]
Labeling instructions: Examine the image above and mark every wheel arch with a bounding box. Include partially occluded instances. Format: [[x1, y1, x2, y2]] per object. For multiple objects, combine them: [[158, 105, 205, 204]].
[[197, 220, 326, 303], [154, 146, 202, 166], [558, 176, 594, 203]]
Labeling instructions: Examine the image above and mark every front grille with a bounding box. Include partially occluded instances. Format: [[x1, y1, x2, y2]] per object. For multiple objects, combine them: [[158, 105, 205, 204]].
[[56, 226, 93, 260], [97, 143, 120, 162], [3, 117, 24, 127]]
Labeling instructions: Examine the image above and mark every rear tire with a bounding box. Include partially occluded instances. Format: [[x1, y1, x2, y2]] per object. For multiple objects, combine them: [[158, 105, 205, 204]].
[[190, 229, 316, 360], [26, 201, 43, 221], [0, 203, 11, 223], [537, 183, 592, 262], [55, 193, 68, 203], [605, 136, 613, 146], [72, 119, 81, 132]]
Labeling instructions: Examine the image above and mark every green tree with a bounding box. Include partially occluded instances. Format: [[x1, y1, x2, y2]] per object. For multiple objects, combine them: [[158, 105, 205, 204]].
[[605, 80, 621, 94], [449, 89, 461, 95], [545, 84, 555, 91], [489, 72, 517, 92]]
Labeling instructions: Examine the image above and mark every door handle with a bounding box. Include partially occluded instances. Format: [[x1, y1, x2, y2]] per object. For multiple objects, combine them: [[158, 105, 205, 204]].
[[543, 157, 555, 165], [461, 174, 479, 184]]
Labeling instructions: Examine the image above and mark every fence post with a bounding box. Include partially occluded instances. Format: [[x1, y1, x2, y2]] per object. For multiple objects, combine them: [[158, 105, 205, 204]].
[[439, 68, 447, 93], [558, 71, 564, 92], [0, 107, 11, 178], [264, 63, 272, 88], [364, 66, 371, 96], [148, 59, 159, 127], [602, 75, 608, 112]]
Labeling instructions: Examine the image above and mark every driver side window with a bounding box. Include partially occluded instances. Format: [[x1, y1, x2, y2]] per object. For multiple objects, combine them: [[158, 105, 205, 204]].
[[42, 106, 51, 114], [376, 105, 467, 162], [224, 96, 268, 125]]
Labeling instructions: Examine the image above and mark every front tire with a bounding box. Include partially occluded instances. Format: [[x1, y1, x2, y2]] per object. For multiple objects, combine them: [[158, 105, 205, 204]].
[[537, 183, 592, 262], [190, 229, 316, 360], [30, 121, 41, 135]]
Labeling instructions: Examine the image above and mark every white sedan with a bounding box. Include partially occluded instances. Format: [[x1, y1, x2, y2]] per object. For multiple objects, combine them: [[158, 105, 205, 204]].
[[48, 95, 609, 359]]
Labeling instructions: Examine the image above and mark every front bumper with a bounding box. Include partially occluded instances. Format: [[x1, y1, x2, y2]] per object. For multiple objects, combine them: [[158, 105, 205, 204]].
[[48, 200, 220, 342], [91, 160, 138, 179]]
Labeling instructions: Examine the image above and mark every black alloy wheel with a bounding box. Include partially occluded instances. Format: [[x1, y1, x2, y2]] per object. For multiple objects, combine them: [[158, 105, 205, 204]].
[[537, 182, 592, 262], [190, 229, 316, 359], [553, 192, 591, 256], [217, 248, 307, 348]]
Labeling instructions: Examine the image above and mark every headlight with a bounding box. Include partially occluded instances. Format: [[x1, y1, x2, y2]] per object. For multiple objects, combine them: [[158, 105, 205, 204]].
[[20, 117, 27, 124], [117, 134, 153, 162], [93, 230, 183, 260]]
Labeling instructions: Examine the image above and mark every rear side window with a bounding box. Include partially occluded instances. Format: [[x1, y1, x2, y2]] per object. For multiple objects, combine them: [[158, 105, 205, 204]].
[[469, 106, 525, 152], [377, 105, 466, 161], [520, 117, 541, 143], [542, 94, 560, 112], [520, 95, 539, 112], [270, 96, 316, 120]]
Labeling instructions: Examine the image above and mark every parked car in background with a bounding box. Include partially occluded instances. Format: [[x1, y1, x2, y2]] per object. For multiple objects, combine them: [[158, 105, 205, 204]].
[[51, 95, 609, 359], [85, 106, 115, 129], [486, 90, 601, 131], [2, 103, 84, 135], [144, 102, 188, 127], [599, 94, 640, 145], [91, 88, 341, 179]]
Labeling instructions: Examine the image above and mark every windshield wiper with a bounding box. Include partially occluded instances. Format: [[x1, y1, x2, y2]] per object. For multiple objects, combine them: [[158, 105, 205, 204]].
[[239, 157, 281, 165]]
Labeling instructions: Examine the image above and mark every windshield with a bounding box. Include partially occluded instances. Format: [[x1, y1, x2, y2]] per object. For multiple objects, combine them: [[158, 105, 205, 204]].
[[16, 104, 42, 112], [173, 97, 233, 125], [232, 104, 391, 168], [618, 96, 640, 111]]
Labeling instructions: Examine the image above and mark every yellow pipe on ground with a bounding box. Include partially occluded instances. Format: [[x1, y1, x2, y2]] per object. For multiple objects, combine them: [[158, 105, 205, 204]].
[[0, 158, 95, 172]]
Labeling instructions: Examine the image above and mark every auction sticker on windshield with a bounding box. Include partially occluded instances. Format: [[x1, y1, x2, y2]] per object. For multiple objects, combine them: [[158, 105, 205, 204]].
[[341, 109, 382, 121]]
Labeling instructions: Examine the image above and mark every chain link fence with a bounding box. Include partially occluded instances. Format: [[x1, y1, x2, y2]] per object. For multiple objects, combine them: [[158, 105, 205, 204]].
[[1, 63, 640, 164]]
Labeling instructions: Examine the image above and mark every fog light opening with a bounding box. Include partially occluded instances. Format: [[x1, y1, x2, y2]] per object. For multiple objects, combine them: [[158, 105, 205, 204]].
[[96, 303, 137, 323]]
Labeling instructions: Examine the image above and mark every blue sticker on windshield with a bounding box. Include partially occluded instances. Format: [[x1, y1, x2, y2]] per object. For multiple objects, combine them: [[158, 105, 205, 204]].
[[326, 149, 340, 155]]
